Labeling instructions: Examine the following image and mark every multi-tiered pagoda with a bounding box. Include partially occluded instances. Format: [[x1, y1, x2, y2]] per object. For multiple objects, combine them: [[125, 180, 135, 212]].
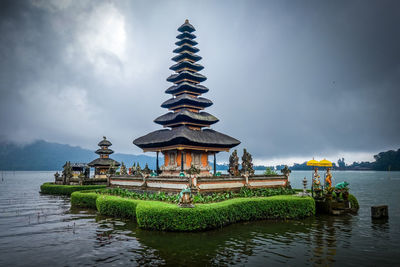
[[133, 20, 240, 176], [88, 136, 120, 178]]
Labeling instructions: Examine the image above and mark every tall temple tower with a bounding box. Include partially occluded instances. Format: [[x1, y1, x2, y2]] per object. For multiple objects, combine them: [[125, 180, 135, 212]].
[[133, 20, 240, 176]]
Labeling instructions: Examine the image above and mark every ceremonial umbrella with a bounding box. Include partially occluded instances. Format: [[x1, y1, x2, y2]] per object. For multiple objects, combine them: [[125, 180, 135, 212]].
[[319, 159, 333, 167], [306, 159, 319, 166]]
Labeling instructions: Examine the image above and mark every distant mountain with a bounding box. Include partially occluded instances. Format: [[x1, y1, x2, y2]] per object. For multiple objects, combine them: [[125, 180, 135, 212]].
[[0, 140, 161, 171], [0, 140, 279, 171]]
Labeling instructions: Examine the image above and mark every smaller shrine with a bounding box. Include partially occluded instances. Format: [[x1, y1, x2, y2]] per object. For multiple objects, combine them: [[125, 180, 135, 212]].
[[88, 136, 120, 178], [54, 161, 90, 185], [63, 162, 89, 178]]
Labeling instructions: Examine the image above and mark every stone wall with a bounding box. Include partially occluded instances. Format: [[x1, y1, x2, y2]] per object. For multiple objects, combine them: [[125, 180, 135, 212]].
[[109, 175, 288, 194]]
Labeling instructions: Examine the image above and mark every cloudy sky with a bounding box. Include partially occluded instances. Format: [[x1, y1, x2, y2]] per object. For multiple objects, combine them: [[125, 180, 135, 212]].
[[1, 0, 399, 165]]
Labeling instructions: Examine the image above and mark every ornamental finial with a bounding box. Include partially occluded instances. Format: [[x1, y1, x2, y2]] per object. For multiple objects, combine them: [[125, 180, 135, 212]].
[[103, 136, 106, 140], [185, 19, 189, 23]]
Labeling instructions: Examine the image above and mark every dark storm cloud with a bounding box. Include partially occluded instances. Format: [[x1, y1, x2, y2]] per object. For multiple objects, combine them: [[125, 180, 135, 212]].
[[0, 0, 399, 163]]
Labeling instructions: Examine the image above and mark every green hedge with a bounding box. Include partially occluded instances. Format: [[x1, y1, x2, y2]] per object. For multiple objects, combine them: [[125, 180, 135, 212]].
[[136, 195, 315, 231], [68, 191, 315, 231], [96, 195, 141, 219], [40, 182, 106, 196], [348, 194, 359, 210], [71, 191, 99, 209]]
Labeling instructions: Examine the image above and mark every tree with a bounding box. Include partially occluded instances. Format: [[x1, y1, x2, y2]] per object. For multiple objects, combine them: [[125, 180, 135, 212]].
[[337, 158, 346, 169]]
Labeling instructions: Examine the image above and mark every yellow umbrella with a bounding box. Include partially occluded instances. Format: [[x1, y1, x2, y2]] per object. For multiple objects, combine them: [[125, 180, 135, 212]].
[[319, 159, 332, 167], [307, 159, 319, 166]]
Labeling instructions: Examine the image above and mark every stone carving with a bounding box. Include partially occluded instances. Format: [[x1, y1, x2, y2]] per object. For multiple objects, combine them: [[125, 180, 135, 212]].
[[62, 161, 72, 185], [142, 163, 151, 176], [135, 163, 142, 175], [108, 161, 116, 175], [335, 181, 349, 190], [130, 162, 136, 175], [325, 167, 332, 188], [228, 149, 239, 176], [280, 165, 291, 177], [186, 164, 200, 176], [241, 149, 254, 176], [178, 186, 194, 208], [280, 165, 292, 189], [120, 162, 127, 175]]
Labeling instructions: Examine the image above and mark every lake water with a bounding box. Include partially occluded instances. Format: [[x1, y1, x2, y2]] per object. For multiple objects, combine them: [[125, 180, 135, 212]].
[[0, 171, 399, 266]]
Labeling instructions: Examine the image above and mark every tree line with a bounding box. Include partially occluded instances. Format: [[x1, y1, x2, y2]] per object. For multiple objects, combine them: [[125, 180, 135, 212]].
[[286, 148, 400, 171]]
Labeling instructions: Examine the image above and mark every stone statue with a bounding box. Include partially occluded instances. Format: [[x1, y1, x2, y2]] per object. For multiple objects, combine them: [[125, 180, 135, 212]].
[[130, 162, 136, 175], [142, 163, 151, 175], [120, 162, 127, 175], [313, 167, 321, 189], [335, 181, 349, 190], [62, 161, 72, 185], [280, 165, 292, 188], [186, 164, 200, 176], [228, 149, 239, 176], [280, 165, 291, 177], [107, 161, 116, 175], [136, 163, 141, 175], [178, 186, 194, 208], [325, 168, 332, 188], [241, 149, 254, 176]]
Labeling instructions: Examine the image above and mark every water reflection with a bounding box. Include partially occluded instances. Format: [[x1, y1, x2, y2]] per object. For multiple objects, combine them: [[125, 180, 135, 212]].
[[67, 211, 359, 266], [1, 171, 399, 266]]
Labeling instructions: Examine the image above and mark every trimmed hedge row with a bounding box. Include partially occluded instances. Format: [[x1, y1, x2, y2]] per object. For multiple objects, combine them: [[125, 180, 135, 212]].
[[70, 191, 99, 209], [71, 192, 315, 231], [137, 196, 315, 231], [40, 182, 106, 196], [96, 195, 141, 219]]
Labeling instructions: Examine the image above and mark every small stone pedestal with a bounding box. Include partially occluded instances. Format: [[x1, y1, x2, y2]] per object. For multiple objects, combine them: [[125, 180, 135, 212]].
[[371, 205, 389, 219]]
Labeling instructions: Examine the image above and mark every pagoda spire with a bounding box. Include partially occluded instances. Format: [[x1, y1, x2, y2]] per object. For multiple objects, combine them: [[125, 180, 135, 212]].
[[157, 20, 218, 129], [133, 20, 240, 156]]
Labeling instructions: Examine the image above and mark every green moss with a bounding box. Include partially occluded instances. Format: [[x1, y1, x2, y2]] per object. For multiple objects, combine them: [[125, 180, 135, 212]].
[[71, 191, 99, 209], [96, 195, 142, 219], [40, 182, 106, 196], [348, 194, 359, 210], [136, 195, 315, 231]]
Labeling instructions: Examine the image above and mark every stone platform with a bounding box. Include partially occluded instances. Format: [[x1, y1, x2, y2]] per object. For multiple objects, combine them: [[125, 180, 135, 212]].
[[109, 174, 288, 194]]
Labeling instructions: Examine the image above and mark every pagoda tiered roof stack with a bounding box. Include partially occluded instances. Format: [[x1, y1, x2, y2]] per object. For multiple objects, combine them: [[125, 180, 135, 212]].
[[134, 20, 240, 152], [88, 137, 120, 168]]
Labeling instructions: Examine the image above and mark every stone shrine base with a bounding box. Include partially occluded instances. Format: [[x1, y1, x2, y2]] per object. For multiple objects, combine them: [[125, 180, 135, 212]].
[[109, 175, 288, 194]]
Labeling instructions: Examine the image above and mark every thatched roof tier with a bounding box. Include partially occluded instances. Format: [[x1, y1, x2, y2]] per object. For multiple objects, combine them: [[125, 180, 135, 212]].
[[154, 110, 218, 126], [171, 52, 202, 63], [167, 71, 206, 84], [176, 31, 196, 40], [169, 61, 204, 72], [63, 162, 88, 168], [95, 148, 114, 155], [133, 126, 240, 151], [88, 158, 120, 167], [173, 44, 199, 54], [98, 137, 112, 147], [165, 82, 209, 95], [178, 19, 196, 33], [175, 38, 198, 47], [132, 20, 240, 153], [161, 94, 212, 110]]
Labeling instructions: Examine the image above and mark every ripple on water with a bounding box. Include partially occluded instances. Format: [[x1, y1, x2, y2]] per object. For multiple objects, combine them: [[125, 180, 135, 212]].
[[0, 171, 400, 266]]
